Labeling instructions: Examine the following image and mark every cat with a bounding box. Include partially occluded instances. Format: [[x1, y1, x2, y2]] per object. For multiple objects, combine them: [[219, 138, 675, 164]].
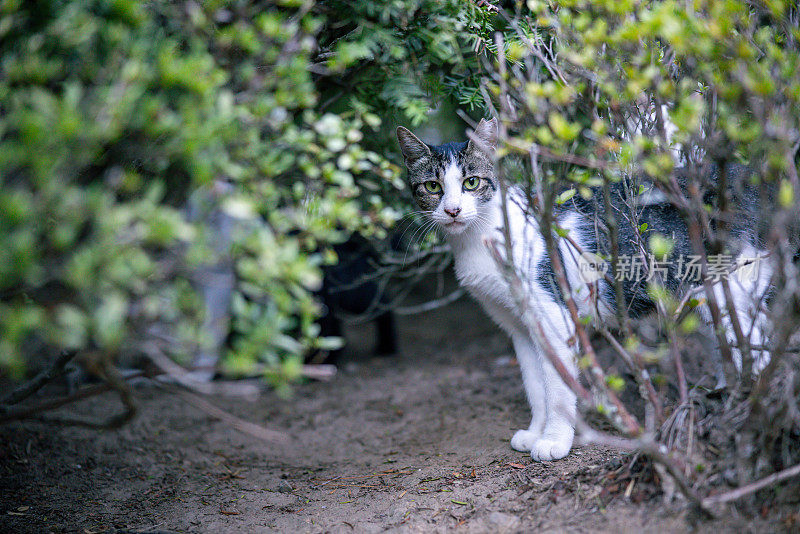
[[396, 118, 772, 461], [315, 234, 398, 363]]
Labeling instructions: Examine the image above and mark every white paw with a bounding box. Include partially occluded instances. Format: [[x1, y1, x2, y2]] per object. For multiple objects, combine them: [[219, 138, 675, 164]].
[[510, 429, 541, 452], [529, 437, 572, 462]]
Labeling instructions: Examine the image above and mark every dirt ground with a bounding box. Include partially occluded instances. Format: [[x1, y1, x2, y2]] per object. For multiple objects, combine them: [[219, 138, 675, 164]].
[[0, 295, 787, 533]]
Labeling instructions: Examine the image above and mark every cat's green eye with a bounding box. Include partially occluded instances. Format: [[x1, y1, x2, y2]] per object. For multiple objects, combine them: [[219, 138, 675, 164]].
[[423, 181, 442, 194], [463, 176, 481, 191]]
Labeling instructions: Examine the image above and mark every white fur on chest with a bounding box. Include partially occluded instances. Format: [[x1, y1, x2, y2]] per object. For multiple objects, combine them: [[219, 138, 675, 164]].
[[454, 249, 526, 336], [446, 192, 605, 339], [448, 195, 550, 336]]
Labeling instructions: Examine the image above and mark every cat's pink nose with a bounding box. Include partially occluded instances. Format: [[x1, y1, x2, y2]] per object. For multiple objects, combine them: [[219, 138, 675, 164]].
[[444, 207, 461, 218]]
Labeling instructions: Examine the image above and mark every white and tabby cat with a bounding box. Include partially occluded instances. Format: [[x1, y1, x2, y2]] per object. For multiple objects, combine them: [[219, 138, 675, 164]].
[[396, 118, 772, 461]]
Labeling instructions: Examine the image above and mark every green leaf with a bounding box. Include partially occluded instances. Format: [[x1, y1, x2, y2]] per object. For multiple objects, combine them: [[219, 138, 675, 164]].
[[779, 179, 794, 208], [548, 112, 581, 141], [556, 188, 577, 205], [648, 234, 674, 258], [605, 375, 625, 392]]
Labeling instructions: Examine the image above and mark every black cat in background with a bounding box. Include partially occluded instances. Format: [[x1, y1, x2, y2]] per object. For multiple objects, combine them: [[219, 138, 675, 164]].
[[315, 235, 398, 364]]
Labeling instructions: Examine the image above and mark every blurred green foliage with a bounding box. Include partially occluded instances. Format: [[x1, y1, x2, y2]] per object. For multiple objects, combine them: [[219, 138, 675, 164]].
[[484, 1, 800, 360], [486, 0, 800, 422], [0, 0, 495, 383], [504, 0, 800, 183]]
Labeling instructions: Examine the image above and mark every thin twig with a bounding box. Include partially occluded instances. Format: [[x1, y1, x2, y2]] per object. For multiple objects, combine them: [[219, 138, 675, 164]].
[[0, 350, 77, 408], [6, 361, 141, 430], [578, 424, 711, 516], [598, 328, 664, 424], [160, 383, 290, 444], [537, 178, 641, 435], [702, 462, 800, 506], [393, 288, 465, 315], [505, 138, 611, 170], [547, 234, 641, 434], [486, 239, 592, 402], [300, 364, 337, 381], [0, 378, 118, 424]]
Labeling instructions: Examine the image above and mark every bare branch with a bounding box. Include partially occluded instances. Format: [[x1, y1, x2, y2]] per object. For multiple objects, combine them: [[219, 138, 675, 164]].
[[703, 462, 800, 507], [393, 288, 466, 315], [485, 238, 593, 406], [577, 423, 711, 516], [160, 383, 290, 444], [0, 350, 76, 408]]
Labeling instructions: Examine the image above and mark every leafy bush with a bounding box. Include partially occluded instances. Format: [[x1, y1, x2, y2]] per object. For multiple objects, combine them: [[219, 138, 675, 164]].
[[0, 0, 493, 385], [480, 0, 800, 511]]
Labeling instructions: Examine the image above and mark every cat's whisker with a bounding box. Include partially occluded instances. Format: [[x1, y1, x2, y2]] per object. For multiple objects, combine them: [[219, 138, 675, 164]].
[[393, 211, 434, 243], [394, 211, 432, 234], [395, 212, 435, 252], [417, 219, 441, 245], [401, 218, 439, 265], [468, 214, 496, 237], [397, 210, 433, 223], [417, 220, 442, 252]]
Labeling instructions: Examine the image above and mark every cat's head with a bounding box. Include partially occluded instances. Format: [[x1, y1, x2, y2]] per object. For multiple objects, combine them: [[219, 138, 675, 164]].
[[396, 118, 498, 236]]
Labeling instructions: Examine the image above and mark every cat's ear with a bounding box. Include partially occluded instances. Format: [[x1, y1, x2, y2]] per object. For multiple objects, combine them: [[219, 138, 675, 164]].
[[467, 117, 498, 154], [396, 126, 431, 163]]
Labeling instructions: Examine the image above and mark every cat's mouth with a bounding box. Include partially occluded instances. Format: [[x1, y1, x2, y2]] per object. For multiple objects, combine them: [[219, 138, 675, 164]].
[[441, 219, 468, 233]]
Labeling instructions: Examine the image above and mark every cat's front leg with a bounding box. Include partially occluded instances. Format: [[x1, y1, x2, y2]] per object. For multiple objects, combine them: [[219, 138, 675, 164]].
[[530, 354, 576, 461], [509, 334, 547, 452], [526, 305, 578, 462]]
